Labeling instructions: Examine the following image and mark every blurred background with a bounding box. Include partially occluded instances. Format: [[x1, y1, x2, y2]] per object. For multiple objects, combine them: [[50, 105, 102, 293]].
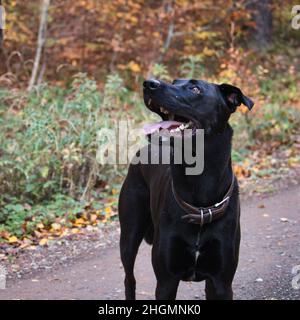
[[0, 0, 300, 245]]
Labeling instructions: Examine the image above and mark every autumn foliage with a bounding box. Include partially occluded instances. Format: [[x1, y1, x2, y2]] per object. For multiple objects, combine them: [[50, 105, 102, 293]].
[[0, 0, 298, 88], [0, 0, 300, 246]]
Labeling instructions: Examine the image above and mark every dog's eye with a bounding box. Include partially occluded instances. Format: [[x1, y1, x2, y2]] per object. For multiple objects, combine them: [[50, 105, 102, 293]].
[[190, 86, 202, 95]]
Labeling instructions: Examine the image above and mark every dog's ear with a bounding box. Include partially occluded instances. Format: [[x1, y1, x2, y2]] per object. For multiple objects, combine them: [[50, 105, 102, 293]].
[[218, 83, 254, 112]]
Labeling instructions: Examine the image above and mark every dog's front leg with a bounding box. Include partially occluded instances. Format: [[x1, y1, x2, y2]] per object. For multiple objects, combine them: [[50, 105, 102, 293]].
[[152, 247, 180, 300], [155, 276, 180, 300], [205, 277, 233, 300]]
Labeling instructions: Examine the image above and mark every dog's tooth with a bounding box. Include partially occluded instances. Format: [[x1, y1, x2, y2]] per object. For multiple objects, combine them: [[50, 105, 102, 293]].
[[179, 124, 185, 130], [186, 121, 192, 128], [160, 107, 169, 114], [170, 129, 175, 133], [175, 127, 181, 132]]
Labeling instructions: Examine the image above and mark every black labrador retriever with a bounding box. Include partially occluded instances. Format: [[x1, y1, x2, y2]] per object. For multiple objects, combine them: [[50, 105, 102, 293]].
[[119, 79, 254, 300]]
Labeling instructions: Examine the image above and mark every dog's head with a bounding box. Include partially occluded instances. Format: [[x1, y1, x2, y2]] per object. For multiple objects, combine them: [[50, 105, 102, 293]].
[[143, 79, 254, 136]]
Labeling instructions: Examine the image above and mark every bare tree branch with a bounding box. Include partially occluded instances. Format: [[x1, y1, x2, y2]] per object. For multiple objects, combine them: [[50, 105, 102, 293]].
[[28, 0, 50, 91]]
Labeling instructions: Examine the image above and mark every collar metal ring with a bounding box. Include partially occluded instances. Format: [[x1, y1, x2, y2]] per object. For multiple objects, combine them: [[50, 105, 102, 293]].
[[200, 209, 204, 227], [209, 209, 213, 223]]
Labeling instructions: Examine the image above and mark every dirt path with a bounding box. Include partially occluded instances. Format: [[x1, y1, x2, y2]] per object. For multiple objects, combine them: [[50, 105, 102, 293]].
[[1, 186, 300, 300]]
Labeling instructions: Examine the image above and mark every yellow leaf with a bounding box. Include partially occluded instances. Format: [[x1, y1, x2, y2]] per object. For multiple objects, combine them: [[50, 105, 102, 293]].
[[203, 47, 215, 57], [74, 218, 86, 226], [59, 229, 69, 237], [71, 228, 80, 234], [51, 223, 61, 231], [39, 238, 48, 246], [8, 236, 18, 243], [36, 223, 44, 230], [105, 207, 112, 214], [129, 16, 138, 24], [111, 188, 118, 195], [128, 61, 141, 73]]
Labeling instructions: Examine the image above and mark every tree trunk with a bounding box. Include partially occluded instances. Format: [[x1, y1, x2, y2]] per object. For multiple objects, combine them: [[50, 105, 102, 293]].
[[0, 0, 4, 47], [28, 0, 50, 91], [248, 0, 273, 49]]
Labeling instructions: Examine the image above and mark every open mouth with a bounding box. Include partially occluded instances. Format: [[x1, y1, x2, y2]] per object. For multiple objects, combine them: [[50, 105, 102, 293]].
[[143, 100, 195, 136]]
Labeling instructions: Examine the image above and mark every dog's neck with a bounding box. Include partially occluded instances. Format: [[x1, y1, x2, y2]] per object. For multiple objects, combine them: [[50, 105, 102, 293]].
[[170, 125, 233, 207]]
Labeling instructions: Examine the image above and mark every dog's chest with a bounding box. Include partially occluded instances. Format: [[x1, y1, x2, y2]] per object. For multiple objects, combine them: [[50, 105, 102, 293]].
[[164, 228, 221, 282], [183, 249, 201, 281]]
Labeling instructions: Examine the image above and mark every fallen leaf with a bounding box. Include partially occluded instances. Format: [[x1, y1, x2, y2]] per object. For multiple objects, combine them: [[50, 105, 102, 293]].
[[39, 238, 48, 246], [8, 236, 18, 243], [90, 214, 98, 223], [51, 223, 61, 231], [71, 228, 80, 234], [36, 223, 45, 230], [25, 245, 37, 251], [73, 218, 86, 227], [128, 61, 141, 73], [0, 231, 10, 239], [111, 188, 118, 195], [105, 207, 112, 214], [19, 238, 33, 249]]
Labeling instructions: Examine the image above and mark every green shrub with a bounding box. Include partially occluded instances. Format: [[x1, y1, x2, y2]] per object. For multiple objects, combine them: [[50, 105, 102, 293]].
[[0, 74, 144, 208], [1, 70, 300, 238], [230, 102, 300, 166]]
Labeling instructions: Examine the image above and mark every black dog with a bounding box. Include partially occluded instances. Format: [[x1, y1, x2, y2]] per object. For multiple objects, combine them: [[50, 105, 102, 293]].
[[119, 79, 254, 300]]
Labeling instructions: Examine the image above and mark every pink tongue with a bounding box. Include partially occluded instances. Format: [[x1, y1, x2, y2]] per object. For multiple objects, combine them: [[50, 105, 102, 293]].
[[143, 121, 182, 135]]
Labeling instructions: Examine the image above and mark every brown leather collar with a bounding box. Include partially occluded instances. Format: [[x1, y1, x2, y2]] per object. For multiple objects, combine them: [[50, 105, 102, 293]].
[[171, 174, 236, 226]]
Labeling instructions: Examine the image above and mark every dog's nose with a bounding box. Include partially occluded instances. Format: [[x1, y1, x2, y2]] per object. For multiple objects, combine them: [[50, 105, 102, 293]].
[[143, 79, 161, 90]]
